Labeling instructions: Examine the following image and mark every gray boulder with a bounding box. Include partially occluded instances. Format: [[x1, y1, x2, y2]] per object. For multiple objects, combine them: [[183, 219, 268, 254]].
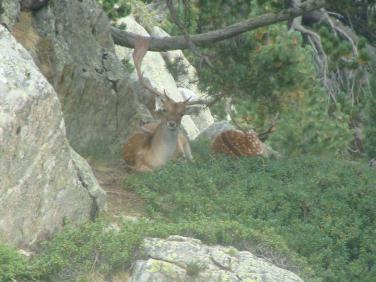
[[3, 0, 146, 158], [0, 25, 106, 248], [131, 236, 303, 282], [0, 0, 21, 28], [196, 121, 237, 140]]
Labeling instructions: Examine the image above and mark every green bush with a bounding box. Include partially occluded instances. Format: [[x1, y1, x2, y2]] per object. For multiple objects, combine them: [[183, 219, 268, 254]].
[[2, 155, 374, 281], [20, 217, 309, 280], [0, 245, 34, 281], [126, 154, 376, 281], [30, 220, 159, 280], [364, 72, 376, 158], [268, 90, 353, 156], [96, 0, 131, 20]]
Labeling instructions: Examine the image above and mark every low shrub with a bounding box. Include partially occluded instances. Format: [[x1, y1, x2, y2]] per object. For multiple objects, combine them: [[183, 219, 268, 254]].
[[2, 154, 374, 281], [127, 154, 376, 281], [0, 245, 34, 281]]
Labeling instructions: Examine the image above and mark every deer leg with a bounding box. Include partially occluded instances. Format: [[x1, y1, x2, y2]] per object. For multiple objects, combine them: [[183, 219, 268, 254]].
[[182, 141, 193, 161], [174, 135, 193, 161], [135, 161, 154, 172]]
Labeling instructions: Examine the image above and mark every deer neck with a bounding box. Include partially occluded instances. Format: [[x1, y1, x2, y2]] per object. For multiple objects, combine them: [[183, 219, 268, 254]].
[[148, 122, 179, 166]]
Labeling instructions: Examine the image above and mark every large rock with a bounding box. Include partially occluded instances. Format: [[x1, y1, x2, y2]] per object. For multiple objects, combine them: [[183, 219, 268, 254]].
[[115, 15, 206, 140], [2, 0, 147, 158], [0, 0, 21, 27], [131, 236, 303, 282], [0, 25, 106, 248], [196, 121, 237, 140], [2, 1, 215, 156]]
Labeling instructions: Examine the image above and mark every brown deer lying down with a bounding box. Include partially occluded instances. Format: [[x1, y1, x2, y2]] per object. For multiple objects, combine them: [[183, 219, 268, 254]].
[[123, 95, 193, 172], [212, 130, 265, 157], [123, 37, 217, 171], [212, 113, 279, 158]]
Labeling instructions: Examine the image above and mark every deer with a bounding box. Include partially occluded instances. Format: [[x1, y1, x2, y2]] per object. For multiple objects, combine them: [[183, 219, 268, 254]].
[[123, 38, 219, 171], [212, 102, 280, 158]]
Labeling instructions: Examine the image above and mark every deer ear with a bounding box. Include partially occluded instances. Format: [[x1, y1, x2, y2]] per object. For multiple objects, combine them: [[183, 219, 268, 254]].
[[163, 90, 172, 101], [184, 96, 192, 103], [185, 105, 204, 116]]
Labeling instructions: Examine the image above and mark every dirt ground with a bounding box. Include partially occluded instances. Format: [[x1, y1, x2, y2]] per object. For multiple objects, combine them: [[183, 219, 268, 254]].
[[75, 159, 145, 281], [89, 159, 145, 222]]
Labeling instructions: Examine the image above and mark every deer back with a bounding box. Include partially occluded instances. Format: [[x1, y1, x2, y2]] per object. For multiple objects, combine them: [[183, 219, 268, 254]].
[[122, 123, 157, 166], [212, 130, 264, 157]]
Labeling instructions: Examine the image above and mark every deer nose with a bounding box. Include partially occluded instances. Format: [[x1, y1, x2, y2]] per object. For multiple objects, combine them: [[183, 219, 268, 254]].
[[167, 121, 177, 129]]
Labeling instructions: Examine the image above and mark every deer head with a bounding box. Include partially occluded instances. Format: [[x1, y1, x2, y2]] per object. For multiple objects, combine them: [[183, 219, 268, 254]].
[[156, 93, 189, 132]]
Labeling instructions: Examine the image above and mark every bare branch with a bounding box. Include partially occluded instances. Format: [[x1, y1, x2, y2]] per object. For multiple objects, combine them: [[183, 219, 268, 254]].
[[290, 11, 334, 101], [111, 0, 326, 51], [165, 0, 213, 67], [165, 0, 197, 53], [290, 0, 336, 101], [322, 10, 358, 57]]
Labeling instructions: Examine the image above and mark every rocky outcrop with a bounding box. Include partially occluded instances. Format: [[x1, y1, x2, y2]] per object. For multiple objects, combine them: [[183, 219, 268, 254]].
[[1, 0, 214, 157], [2, 0, 148, 157], [196, 121, 237, 140], [0, 0, 21, 27], [0, 25, 106, 248], [131, 236, 303, 282]]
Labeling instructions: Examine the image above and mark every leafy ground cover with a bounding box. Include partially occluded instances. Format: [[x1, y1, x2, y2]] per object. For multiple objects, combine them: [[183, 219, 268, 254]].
[[1, 150, 375, 281], [126, 151, 376, 282]]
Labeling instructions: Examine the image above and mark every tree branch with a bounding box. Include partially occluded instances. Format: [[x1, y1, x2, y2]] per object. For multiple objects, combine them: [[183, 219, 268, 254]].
[[165, 0, 213, 67], [290, 0, 334, 100], [111, 0, 326, 51]]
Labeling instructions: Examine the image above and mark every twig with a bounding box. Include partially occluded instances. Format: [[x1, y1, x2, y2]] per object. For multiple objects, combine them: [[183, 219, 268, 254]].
[[292, 18, 335, 101], [165, 0, 213, 68], [91, 251, 99, 272], [322, 9, 358, 57]]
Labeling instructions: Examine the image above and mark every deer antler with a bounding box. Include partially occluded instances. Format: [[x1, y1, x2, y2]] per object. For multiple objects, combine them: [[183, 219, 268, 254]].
[[257, 112, 279, 142], [133, 37, 224, 109], [133, 37, 165, 98], [223, 97, 249, 133]]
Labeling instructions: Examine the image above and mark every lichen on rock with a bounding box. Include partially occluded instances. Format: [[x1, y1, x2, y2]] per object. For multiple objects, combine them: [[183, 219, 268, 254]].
[[0, 25, 106, 248], [131, 236, 304, 282]]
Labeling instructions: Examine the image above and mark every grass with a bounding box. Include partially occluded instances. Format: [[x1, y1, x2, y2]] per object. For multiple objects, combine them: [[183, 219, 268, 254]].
[[1, 143, 375, 281], [126, 150, 376, 282]]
